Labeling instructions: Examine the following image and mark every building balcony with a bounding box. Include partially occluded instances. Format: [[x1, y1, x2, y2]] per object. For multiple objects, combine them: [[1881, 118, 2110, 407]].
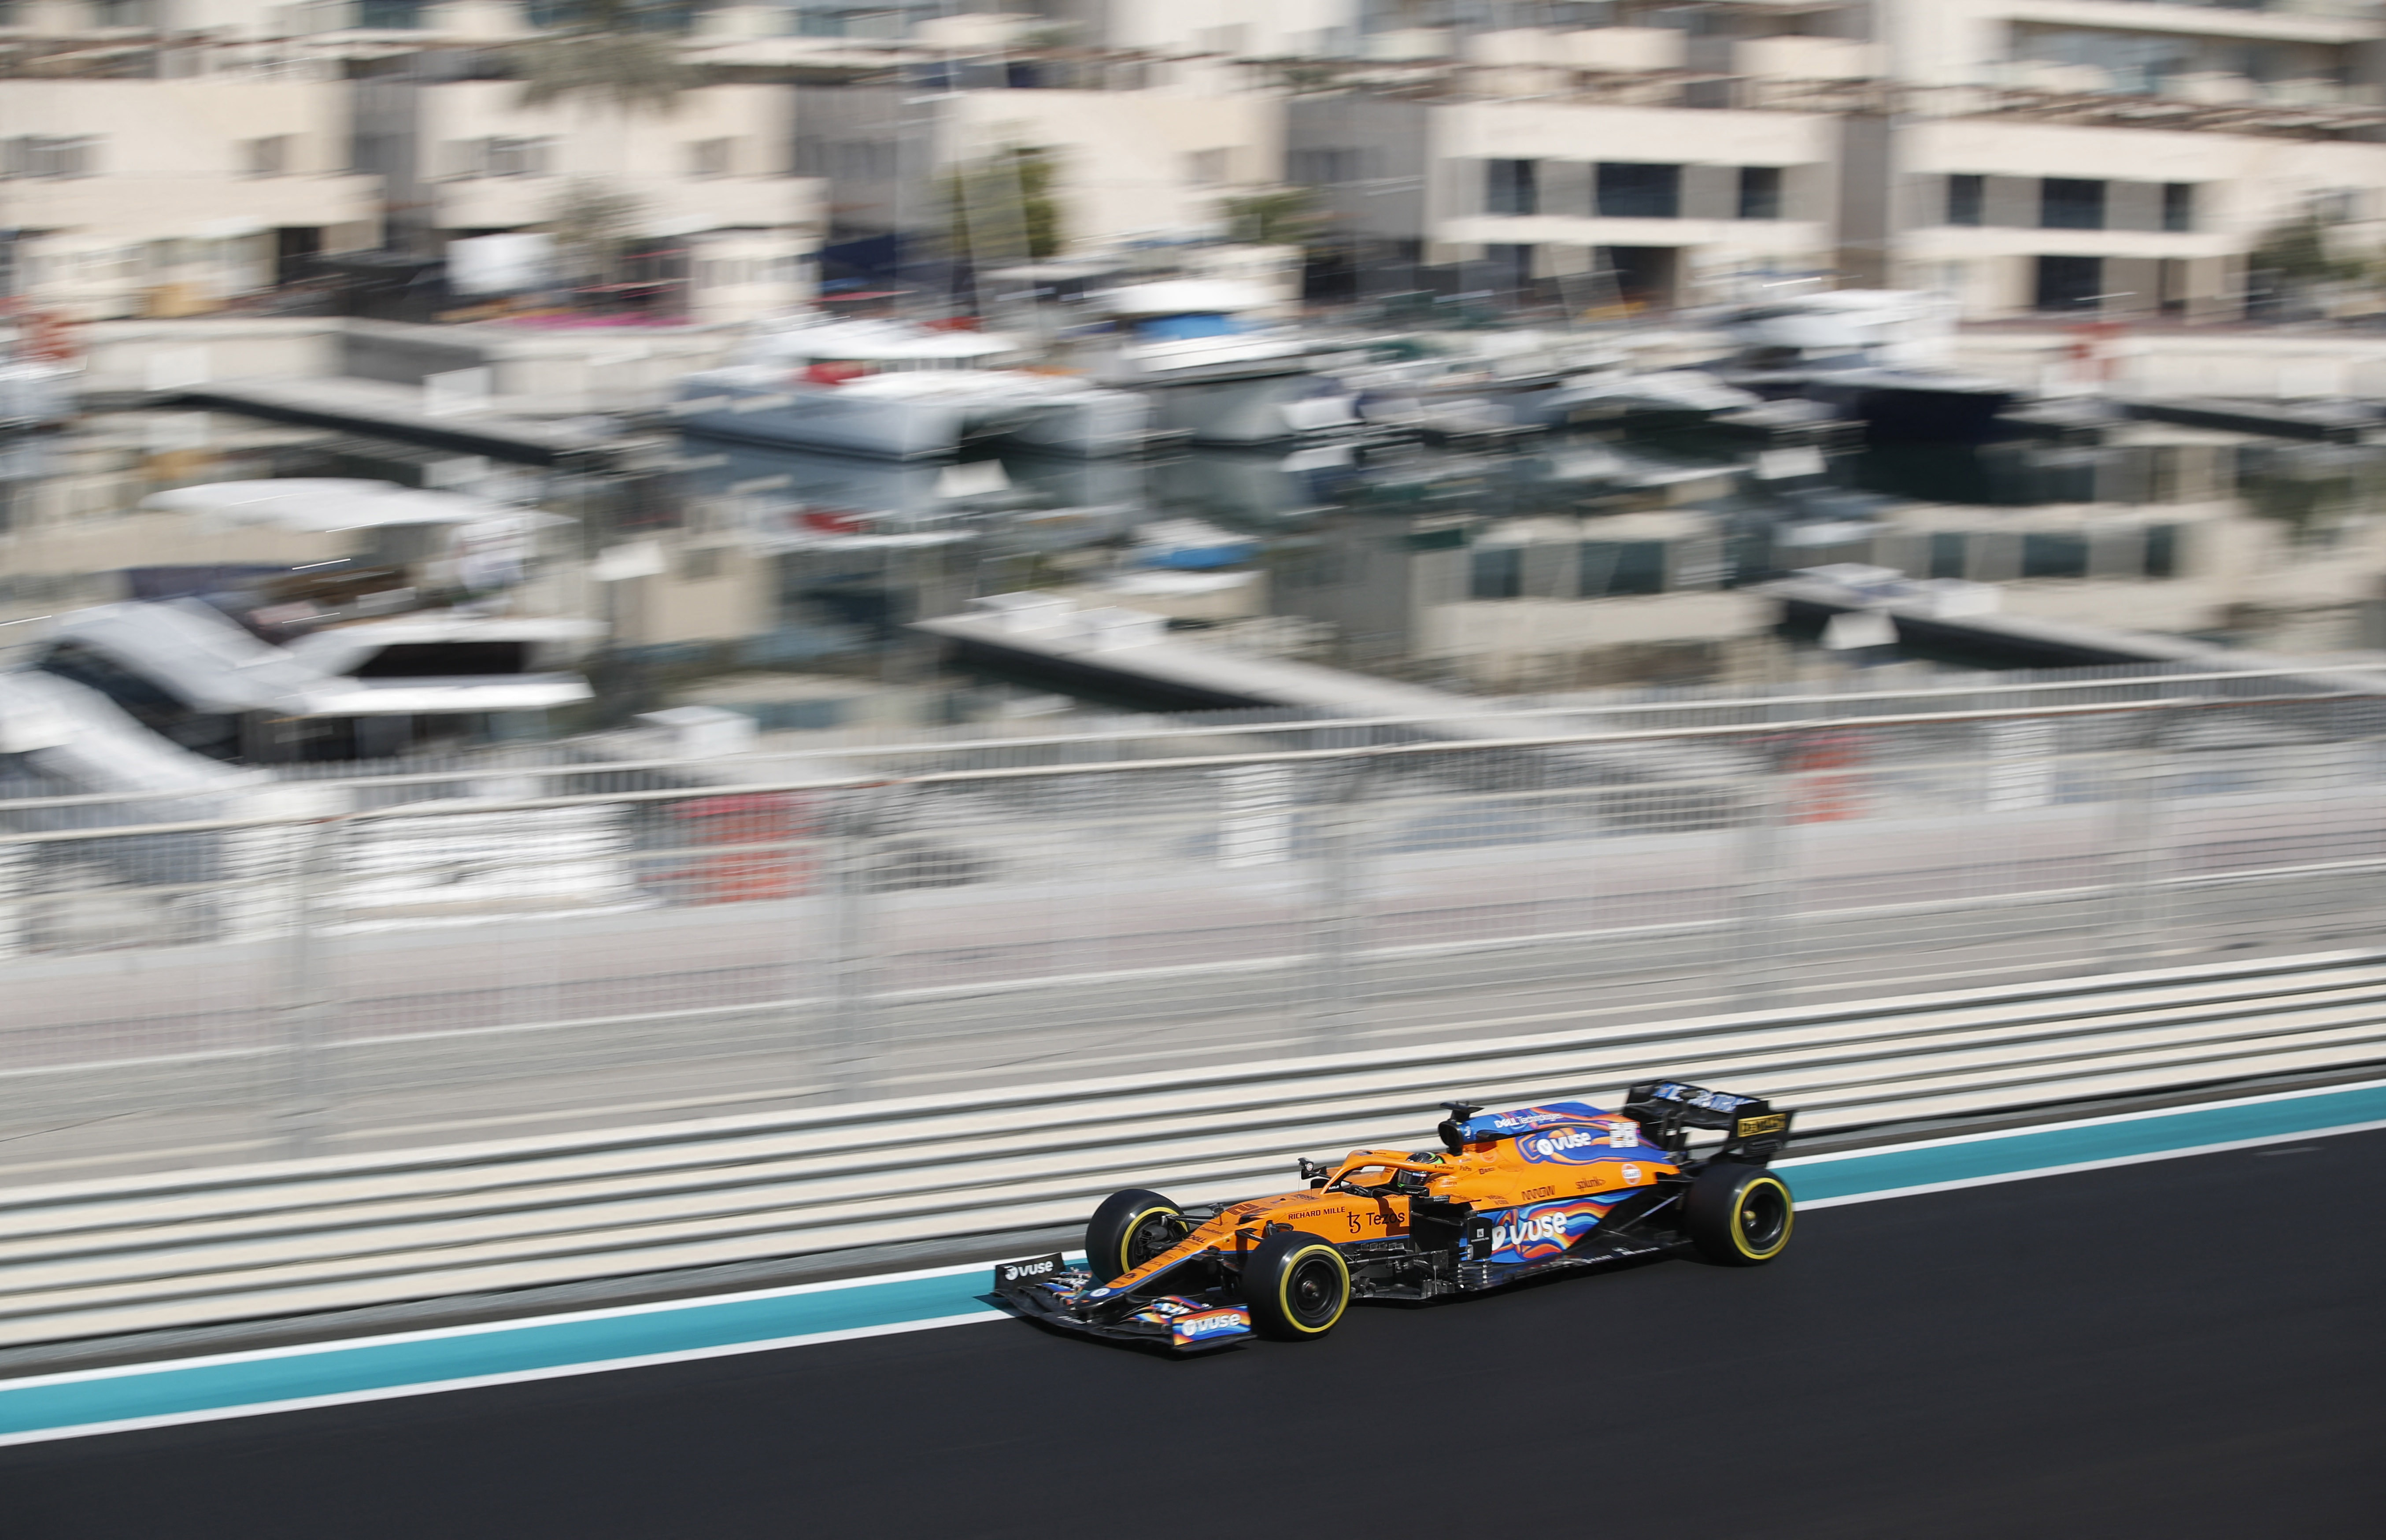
[[1998, 0, 2383, 46], [3, 171, 380, 242]]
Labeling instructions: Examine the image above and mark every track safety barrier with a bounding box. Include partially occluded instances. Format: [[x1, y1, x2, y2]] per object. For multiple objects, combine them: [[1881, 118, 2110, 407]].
[[0, 948, 2381, 1350]]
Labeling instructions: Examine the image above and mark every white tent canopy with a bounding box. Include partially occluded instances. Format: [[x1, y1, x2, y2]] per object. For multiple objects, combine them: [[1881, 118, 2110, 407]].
[[739, 318, 1021, 366], [141, 481, 573, 534]]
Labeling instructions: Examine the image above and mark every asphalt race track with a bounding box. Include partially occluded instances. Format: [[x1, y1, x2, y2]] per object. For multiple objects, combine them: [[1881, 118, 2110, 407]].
[[5, 1129, 2382, 1540]]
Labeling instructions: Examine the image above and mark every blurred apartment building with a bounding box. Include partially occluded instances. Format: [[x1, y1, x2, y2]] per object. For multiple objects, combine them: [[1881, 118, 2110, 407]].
[[4, 0, 2386, 322], [1287, 0, 2386, 316], [0, 0, 827, 320]]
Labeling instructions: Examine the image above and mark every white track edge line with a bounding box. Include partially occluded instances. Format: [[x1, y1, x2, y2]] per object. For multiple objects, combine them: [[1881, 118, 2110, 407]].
[[0, 1310, 1006, 1449], [11, 1081, 2386, 1422], [0, 1254, 1045, 1394]]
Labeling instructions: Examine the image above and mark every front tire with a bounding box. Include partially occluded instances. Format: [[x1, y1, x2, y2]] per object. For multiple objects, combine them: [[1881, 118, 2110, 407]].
[[1085, 1188, 1183, 1284], [1241, 1230, 1351, 1341], [1685, 1163, 1794, 1266]]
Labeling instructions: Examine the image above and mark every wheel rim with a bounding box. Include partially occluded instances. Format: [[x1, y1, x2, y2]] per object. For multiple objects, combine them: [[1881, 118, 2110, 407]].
[[1736, 1181, 1790, 1254], [1123, 1211, 1177, 1272], [1286, 1253, 1344, 1327]]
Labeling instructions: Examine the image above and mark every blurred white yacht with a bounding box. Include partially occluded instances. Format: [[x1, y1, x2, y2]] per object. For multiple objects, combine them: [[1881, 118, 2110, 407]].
[[37, 480, 603, 761], [1080, 281, 1345, 448], [675, 316, 1153, 459], [1707, 290, 2018, 442], [0, 349, 72, 430]]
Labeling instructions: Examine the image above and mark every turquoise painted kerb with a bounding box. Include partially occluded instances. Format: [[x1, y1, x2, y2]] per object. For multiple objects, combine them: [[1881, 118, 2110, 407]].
[[1780, 1081, 2386, 1202], [0, 1080, 2379, 1443], [0, 1272, 1004, 1441]]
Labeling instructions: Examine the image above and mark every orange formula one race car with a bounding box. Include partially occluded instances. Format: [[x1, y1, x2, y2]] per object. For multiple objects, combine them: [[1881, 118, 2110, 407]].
[[992, 1079, 1794, 1354]]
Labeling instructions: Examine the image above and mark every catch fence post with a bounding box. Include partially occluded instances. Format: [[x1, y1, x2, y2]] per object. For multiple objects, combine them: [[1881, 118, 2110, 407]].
[[1306, 759, 1372, 1049], [1732, 769, 1790, 1009], [2103, 711, 2171, 968], [275, 815, 336, 1160], [826, 785, 883, 1097]]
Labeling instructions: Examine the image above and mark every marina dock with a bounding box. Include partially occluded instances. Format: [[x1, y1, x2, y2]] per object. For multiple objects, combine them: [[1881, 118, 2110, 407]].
[[176, 377, 618, 466], [916, 594, 1577, 742], [1767, 569, 2386, 689]]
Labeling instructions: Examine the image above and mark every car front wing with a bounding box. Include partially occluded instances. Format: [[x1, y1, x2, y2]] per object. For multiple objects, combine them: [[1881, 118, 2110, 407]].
[[992, 1255, 1253, 1353]]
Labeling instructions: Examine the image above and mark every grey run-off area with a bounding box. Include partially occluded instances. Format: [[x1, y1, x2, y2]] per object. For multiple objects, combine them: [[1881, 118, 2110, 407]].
[[4, 685, 2385, 1185]]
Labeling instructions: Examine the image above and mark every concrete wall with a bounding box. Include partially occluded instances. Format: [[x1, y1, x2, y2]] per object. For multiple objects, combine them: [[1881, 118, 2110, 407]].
[[402, 81, 821, 321], [1422, 100, 1841, 297], [1900, 118, 2386, 317], [1099, 0, 1358, 57], [418, 82, 817, 236], [1894, 0, 2382, 92], [1421, 591, 1770, 689], [4, 78, 381, 319], [1286, 95, 1429, 242]]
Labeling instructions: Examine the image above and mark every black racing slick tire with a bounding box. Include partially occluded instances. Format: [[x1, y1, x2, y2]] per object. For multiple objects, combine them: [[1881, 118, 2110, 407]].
[[1086, 1188, 1183, 1285], [1684, 1163, 1795, 1266], [1241, 1230, 1351, 1341]]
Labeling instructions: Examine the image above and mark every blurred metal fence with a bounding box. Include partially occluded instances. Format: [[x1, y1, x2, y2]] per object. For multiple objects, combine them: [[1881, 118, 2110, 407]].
[[4, 949, 2380, 1349], [4, 685, 2386, 1187], [257, 659, 2386, 780]]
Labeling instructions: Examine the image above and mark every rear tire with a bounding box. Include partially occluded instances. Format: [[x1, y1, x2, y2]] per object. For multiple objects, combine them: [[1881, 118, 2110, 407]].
[[1241, 1230, 1351, 1341], [1685, 1163, 1794, 1266], [1085, 1188, 1183, 1284]]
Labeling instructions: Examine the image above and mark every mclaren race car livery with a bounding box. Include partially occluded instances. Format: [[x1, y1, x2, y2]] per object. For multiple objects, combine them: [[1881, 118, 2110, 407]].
[[994, 1079, 1795, 1353]]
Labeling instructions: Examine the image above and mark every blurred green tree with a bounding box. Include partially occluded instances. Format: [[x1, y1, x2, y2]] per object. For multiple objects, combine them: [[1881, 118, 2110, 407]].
[[545, 179, 643, 288], [513, 0, 697, 115], [1221, 186, 1329, 249], [947, 145, 1064, 263]]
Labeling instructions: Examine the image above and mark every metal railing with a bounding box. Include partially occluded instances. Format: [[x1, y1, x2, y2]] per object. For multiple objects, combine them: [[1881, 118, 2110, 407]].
[[0, 948, 2378, 1349], [3, 687, 2385, 1186]]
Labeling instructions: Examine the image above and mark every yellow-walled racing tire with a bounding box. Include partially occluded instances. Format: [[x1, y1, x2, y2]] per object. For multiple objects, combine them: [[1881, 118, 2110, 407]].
[[1685, 1163, 1794, 1266], [1085, 1188, 1183, 1284], [1242, 1230, 1351, 1340]]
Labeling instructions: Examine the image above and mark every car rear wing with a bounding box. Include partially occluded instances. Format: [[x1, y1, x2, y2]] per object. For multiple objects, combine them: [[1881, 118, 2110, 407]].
[[1621, 1080, 1794, 1163]]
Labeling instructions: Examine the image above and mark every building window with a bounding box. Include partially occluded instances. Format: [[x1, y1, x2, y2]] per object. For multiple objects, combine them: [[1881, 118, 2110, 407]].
[[1485, 159, 1538, 217], [92, 0, 151, 23], [1597, 162, 1680, 219], [489, 137, 551, 177], [2035, 254, 2103, 312], [2041, 178, 2106, 231], [243, 135, 293, 177], [1185, 148, 1231, 187], [2308, 188, 2362, 223], [1738, 166, 1782, 221], [1487, 242, 1533, 292], [355, 0, 426, 26], [1, 136, 100, 179], [2162, 182, 2195, 233], [1946, 174, 1984, 227], [1290, 147, 1362, 186], [1581, 540, 1667, 597], [445, 137, 554, 178], [688, 138, 736, 178], [800, 137, 898, 181], [1470, 546, 1522, 600]]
